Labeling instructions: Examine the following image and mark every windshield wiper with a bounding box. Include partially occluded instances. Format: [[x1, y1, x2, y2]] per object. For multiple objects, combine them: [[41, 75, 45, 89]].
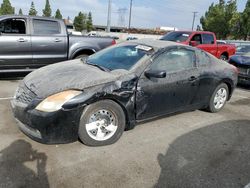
[[86, 62, 110, 72], [80, 57, 110, 72]]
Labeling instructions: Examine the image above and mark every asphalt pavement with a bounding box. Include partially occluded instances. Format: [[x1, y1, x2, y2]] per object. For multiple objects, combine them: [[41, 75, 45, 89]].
[[0, 78, 249, 188]]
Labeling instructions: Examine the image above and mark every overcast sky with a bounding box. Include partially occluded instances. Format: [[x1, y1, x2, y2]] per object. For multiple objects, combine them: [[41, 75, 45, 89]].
[[10, 0, 248, 30]]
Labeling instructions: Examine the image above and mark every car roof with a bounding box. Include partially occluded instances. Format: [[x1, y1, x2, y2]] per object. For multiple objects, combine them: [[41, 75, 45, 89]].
[[0, 14, 62, 22], [128, 38, 185, 50]]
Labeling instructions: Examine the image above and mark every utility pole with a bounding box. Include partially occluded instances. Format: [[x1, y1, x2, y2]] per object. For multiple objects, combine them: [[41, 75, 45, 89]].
[[107, 0, 112, 32], [128, 0, 133, 33], [192, 11, 198, 31]]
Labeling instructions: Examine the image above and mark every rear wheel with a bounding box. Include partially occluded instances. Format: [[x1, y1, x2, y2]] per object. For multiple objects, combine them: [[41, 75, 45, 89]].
[[220, 54, 228, 61], [78, 100, 126, 146], [74, 54, 89, 59], [207, 83, 229, 113]]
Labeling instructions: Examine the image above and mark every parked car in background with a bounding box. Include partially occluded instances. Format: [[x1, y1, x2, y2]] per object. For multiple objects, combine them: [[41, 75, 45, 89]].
[[0, 15, 115, 73], [229, 45, 250, 84], [127, 36, 138, 41], [12, 39, 238, 146], [160, 31, 236, 60]]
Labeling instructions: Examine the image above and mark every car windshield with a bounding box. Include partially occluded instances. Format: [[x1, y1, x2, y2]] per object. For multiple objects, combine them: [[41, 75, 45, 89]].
[[236, 45, 250, 56], [86, 44, 151, 71], [161, 32, 191, 42]]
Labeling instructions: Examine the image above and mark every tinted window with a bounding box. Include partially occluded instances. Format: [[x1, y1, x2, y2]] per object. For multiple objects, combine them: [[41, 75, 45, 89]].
[[33, 19, 60, 35], [202, 34, 214, 44], [161, 32, 191, 42], [191, 34, 202, 44], [0, 18, 26, 34], [87, 44, 149, 71], [196, 49, 211, 66], [151, 48, 195, 73]]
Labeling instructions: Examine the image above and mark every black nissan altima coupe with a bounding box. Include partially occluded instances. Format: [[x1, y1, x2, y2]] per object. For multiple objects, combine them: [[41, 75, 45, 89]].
[[11, 39, 238, 146]]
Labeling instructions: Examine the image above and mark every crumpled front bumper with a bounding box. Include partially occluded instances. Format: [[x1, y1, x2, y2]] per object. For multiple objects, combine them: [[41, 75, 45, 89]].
[[11, 99, 84, 144]]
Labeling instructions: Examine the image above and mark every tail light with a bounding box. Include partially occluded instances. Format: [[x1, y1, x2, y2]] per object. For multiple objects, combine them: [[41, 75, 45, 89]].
[[111, 39, 116, 45]]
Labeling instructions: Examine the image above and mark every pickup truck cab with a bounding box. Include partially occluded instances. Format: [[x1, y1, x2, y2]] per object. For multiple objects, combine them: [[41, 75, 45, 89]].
[[161, 31, 236, 60], [0, 15, 115, 73]]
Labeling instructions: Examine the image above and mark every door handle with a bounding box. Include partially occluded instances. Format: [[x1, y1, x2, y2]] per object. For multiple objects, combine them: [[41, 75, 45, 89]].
[[17, 38, 28, 42], [188, 76, 197, 82], [54, 38, 62, 42]]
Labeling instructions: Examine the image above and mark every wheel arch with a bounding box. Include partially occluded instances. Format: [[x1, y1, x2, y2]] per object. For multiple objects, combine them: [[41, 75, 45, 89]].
[[220, 78, 234, 100], [71, 48, 96, 59]]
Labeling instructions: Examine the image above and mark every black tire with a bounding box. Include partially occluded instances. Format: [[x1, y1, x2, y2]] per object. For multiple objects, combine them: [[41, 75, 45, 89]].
[[207, 83, 229, 113], [74, 54, 89, 59], [78, 100, 126, 146], [220, 54, 228, 61]]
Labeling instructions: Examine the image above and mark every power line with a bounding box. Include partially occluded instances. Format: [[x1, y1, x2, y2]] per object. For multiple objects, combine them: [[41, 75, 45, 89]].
[[117, 8, 127, 27], [192, 11, 198, 31]]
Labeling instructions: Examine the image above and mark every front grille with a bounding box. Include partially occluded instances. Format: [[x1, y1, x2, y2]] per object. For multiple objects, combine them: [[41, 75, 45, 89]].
[[238, 67, 250, 75], [15, 83, 37, 104], [229, 61, 250, 75]]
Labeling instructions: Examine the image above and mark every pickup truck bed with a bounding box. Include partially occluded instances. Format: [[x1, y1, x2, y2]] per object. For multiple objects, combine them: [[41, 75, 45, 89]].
[[0, 15, 115, 72]]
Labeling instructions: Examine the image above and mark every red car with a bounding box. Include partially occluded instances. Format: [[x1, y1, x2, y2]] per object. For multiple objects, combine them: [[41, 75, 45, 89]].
[[161, 31, 236, 61]]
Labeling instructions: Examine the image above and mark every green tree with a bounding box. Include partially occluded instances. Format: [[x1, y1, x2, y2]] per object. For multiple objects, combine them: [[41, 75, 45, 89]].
[[200, 3, 227, 39], [18, 8, 23, 15], [86, 12, 93, 32], [225, 0, 238, 38], [242, 0, 250, 40], [55, 9, 62, 19], [29, 2, 37, 16], [73, 12, 87, 32], [0, 0, 15, 15], [43, 0, 52, 17]]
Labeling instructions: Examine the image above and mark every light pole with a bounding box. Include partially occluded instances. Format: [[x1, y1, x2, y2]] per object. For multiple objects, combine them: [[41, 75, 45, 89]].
[[128, 0, 133, 33], [192, 11, 198, 31], [107, 0, 112, 32]]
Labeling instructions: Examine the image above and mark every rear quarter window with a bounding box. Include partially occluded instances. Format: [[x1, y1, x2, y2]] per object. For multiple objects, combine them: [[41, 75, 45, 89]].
[[33, 19, 61, 35], [197, 50, 211, 66]]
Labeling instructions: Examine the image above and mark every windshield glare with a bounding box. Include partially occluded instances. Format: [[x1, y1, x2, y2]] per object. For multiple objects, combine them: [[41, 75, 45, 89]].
[[86, 44, 149, 71], [161, 32, 191, 42]]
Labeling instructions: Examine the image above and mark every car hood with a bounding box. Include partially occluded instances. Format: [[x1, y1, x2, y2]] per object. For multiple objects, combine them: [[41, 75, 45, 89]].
[[23, 60, 124, 98], [230, 55, 250, 66]]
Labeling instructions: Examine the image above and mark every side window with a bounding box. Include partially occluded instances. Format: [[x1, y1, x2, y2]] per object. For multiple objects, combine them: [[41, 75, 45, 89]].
[[151, 48, 196, 73], [197, 50, 211, 66], [202, 34, 214, 44], [191, 34, 202, 45], [0, 18, 26, 34], [33, 19, 60, 35]]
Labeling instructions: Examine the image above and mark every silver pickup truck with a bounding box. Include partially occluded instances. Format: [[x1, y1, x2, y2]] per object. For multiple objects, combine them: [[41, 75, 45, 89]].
[[0, 15, 116, 73]]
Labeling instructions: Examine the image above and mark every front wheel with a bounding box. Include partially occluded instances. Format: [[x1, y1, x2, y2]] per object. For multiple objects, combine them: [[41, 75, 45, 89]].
[[207, 83, 229, 113], [78, 100, 126, 146]]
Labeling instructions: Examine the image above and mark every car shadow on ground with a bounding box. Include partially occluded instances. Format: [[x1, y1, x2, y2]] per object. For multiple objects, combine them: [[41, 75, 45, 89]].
[[155, 120, 250, 188], [0, 139, 49, 188], [0, 72, 30, 80], [238, 83, 250, 90]]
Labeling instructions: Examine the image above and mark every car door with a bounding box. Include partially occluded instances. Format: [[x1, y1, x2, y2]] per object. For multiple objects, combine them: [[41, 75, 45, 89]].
[[136, 47, 200, 120], [0, 17, 32, 70], [31, 18, 67, 67], [197, 33, 217, 57]]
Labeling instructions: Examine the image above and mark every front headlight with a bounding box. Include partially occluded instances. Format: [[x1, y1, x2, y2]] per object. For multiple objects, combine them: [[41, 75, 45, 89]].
[[35, 90, 82, 112]]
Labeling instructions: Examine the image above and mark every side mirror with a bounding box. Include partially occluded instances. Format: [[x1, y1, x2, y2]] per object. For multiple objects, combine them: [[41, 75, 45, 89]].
[[190, 41, 198, 47], [145, 70, 166, 79]]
